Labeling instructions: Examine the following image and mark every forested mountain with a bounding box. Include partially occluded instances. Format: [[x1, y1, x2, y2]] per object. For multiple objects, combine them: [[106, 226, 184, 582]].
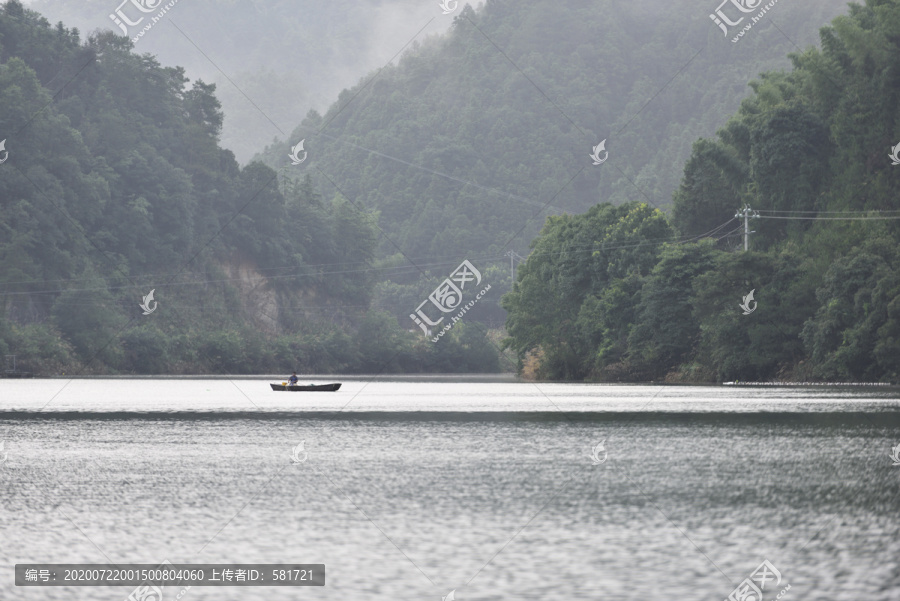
[[251, 0, 846, 327], [25, 0, 451, 163], [5, 0, 895, 381], [260, 0, 847, 261], [0, 0, 498, 374], [502, 0, 900, 382]]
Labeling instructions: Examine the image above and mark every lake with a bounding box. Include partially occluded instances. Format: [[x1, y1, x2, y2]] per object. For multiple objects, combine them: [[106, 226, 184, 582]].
[[1, 379, 899, 600]]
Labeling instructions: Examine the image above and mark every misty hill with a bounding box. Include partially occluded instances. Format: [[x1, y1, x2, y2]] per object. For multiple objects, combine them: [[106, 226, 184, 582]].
[[259, 0, 849, 267], [25, 0, 451, 163], [503, 0, 900, 382], [0, 0, 498, 374]]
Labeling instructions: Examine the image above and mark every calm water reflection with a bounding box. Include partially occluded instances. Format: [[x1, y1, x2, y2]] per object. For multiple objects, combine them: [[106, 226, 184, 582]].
[[1, 380, 898, 600]]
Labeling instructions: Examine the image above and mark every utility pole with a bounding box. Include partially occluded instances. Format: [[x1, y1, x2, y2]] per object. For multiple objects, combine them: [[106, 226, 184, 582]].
[[734, 205, 759, 251], [505, 251, 526, 281]]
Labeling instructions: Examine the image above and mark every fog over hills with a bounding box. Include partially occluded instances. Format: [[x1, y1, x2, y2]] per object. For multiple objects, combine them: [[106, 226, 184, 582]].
[[26, 0, 451, 163], [252, 0, 850, 263], [6, 0, 895, 382]]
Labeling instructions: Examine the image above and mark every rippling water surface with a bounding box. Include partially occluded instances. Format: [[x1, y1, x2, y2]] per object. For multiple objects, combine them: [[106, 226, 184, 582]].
[[1, 379, 899, 601]]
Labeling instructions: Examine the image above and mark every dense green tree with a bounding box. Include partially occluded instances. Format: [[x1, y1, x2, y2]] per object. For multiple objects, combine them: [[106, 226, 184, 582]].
[[121, 325, 170, 374], [573, 272, 643, 380], [691, 251, 812, 381], [801, 243, 900, 380], [670, 139, 746, 242], [503, 1, 900, 383], [502, 202, 670, 380], [0, 2, 404, 374], [255, 0, 847, 266], [625, 241, 718, 379], [49, 269, 125, 369], [8, 0, 900, 379]]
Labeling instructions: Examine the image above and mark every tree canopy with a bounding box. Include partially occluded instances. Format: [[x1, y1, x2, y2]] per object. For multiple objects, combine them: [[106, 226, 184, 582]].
[[0, 0, 499, 374], [502, 0, 900, 382]]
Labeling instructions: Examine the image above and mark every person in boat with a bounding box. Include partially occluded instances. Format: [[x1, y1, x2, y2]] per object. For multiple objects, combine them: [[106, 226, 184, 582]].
[[288, 372, 299, 386]]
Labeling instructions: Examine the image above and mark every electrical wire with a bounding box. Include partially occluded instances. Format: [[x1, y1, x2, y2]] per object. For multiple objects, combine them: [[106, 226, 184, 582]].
[[0, 216, 740, 296], [757, 209, 900, 214], [714, 224, 744, 241], [757, 214, 900, 220]]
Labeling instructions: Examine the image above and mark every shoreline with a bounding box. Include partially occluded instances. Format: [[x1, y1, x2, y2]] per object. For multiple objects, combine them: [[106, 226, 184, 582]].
[[2, 374, 897, 387]]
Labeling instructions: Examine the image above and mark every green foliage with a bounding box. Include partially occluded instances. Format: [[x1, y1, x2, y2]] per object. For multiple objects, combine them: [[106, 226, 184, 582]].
[[10, 0, 895, 380], [1, 2, 478, 375], [691, 251, 812, 381], [121, 325, 170, 374], [801, 244, 900, 380], [503, 1, 900, 382], [501, 202, 671, 380], [356, 309, 410, 373], [255, 0, 847, 263], [50, 270, 125, 369], [670, 139, 746, 242], [0, 319, 74, 374], [626, 241, 717, 379]]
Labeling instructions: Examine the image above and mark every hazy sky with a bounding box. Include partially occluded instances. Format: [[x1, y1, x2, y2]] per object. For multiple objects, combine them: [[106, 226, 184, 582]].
[[24, 0, 456, 162]]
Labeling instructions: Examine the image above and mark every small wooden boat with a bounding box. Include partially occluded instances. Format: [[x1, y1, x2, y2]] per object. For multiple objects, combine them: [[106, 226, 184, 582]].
[[270, 383, 341, 392]]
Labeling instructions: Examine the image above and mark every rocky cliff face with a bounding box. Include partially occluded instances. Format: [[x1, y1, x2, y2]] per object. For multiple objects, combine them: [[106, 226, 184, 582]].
[[221, 260, 279, 333]]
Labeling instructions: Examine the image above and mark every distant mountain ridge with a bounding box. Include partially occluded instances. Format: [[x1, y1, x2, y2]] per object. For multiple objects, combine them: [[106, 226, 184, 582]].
[[26, 0, 451, 163], [256, 0, 850, 264]]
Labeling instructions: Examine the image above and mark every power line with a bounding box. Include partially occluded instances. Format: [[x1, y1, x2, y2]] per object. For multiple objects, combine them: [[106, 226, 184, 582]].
[[758, 214, 900, 220], [0, 216, 739, 295], [715, 224, 744, 242], [757, 209, 900, 214]]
